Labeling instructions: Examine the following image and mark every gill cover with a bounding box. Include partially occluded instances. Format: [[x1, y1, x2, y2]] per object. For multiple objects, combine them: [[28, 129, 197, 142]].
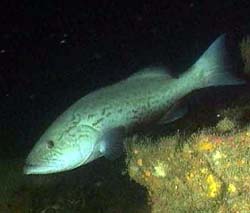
[[77, 124, 101, 165]]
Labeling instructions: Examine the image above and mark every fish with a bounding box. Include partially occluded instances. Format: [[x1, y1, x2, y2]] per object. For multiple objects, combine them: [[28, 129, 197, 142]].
[[23, 34, 245, 175]]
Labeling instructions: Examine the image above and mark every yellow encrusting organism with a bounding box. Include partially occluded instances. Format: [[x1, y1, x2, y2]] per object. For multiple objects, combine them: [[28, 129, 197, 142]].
[[197, 140, 214, 152], [206, 174, 221, 198], [228, 183, 236, 194]]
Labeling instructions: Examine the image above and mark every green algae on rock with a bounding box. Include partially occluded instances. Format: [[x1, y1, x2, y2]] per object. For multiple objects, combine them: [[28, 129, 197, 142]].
[[216, 117, 236, 133], [240, 36, 250, 76], [126, 128, 250, 212]]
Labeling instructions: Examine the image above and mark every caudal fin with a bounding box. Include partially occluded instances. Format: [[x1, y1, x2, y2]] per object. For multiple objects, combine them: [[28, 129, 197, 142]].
[[182, 34, 245, 90]]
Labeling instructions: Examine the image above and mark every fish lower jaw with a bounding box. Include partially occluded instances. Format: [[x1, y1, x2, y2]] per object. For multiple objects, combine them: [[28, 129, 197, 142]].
[[23, 163, 66, 175]]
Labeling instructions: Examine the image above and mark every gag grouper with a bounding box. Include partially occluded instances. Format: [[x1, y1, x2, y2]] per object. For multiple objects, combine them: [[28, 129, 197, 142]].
[[23, 34, 244, 174]]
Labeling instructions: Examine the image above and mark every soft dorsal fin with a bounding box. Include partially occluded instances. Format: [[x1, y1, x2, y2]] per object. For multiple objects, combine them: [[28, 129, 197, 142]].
[[128, 67, 173, 80]]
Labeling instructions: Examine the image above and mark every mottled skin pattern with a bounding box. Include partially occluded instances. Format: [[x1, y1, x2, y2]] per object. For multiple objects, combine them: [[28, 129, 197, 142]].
[[71, 75, 180, 132]]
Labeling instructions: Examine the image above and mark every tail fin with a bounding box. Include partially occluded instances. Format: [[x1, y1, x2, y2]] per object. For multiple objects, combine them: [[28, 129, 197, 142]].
[[181, 34, 245, 90]]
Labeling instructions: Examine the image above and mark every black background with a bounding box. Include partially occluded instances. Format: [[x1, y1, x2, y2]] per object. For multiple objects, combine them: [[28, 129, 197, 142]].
[[0, 0, 250, 158]]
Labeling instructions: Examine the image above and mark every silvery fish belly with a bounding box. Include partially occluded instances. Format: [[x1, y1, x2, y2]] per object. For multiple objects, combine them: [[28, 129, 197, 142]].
[[23, 34, 244, 175]]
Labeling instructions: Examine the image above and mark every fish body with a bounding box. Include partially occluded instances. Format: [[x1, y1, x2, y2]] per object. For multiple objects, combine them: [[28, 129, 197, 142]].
[[24, 34, 244, 174]]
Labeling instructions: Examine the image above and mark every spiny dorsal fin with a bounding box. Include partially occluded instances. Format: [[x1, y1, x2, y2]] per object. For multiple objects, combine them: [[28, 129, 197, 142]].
[[128, 67, 173, 80]]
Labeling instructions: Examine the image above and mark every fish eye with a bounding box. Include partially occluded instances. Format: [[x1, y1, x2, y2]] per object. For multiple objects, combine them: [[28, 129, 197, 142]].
[[46, 140, 54, 149]]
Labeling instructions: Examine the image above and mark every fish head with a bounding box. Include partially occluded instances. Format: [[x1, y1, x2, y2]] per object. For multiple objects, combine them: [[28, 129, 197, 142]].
[[24, 116, 100, 175]]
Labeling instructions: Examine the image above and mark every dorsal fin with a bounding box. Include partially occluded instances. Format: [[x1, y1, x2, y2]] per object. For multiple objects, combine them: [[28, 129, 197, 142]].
[[128, 67, 173, 80]]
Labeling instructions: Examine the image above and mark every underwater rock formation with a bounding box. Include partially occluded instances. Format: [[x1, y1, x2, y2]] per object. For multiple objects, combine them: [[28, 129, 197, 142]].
[[240, 36, 250, 77], [126, 106, 250, 213]]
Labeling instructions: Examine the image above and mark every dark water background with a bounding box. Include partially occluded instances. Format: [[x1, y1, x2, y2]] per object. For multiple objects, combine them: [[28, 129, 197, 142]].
[[0, 1, 250, 211], [1, 1, 250, 159]]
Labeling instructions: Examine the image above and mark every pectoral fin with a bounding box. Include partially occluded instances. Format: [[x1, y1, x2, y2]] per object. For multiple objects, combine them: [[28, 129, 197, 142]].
[[158, 103, 188, 125], [99, 127, 125, 160]]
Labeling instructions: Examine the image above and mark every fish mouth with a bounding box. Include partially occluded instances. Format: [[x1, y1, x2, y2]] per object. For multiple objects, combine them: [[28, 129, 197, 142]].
[[23, 162, 65, 175]]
